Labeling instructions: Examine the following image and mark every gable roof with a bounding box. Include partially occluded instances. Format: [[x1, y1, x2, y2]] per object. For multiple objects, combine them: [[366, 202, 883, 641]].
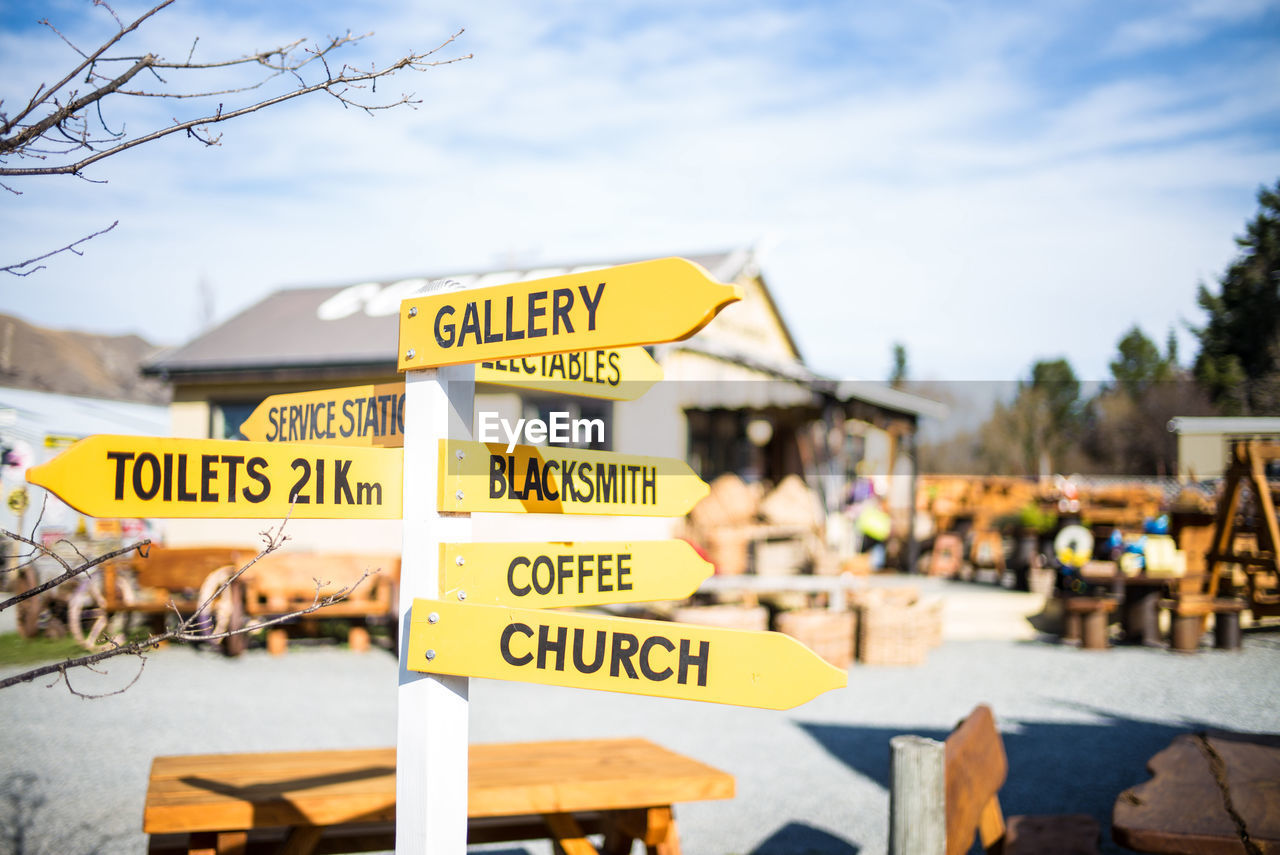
[[143, 249, 799, 378]]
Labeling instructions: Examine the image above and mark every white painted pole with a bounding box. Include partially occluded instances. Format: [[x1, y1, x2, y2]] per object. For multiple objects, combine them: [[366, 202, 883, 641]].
[[888, 734, 946, 855], [397, 357, 474, 854]]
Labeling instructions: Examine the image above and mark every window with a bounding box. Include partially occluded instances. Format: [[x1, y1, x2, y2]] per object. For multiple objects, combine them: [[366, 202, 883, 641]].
[[521, 395, 612, 450], [211, 400, 258, 440]]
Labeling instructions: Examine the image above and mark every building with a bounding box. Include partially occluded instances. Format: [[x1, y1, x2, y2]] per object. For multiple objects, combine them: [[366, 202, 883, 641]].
[[143, 248, 943, 563], [1169, 417, 1280, 480], [0, 385, 169, 543]]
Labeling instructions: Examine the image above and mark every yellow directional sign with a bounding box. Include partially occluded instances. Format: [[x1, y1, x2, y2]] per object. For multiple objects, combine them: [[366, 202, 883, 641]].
[[440, 540, 713, 609], [239, 383, 405, 447], [407, 599, 847, 710], [476, 347, 662, 401], [238, 347, 661, 450], [439, 440, 709, 517], [399, 258, 742, 369], [25, 434, 402, 519]]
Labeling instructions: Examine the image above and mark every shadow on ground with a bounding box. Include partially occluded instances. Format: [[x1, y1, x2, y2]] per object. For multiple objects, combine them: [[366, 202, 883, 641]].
[[748, 821, 860, 855], [0, 771, 133, 855], [796, 706, 1231, 853]]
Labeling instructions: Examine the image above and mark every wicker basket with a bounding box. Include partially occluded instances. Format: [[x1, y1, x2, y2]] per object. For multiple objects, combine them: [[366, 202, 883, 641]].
[[705, 528, 752, 576], [857, 597, 942, 666], [774, 608, 856, 669], [670, 604, 769, 631]]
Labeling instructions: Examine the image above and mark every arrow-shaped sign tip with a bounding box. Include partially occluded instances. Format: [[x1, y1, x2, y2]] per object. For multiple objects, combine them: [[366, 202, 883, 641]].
[[775, 635, 848, 709]]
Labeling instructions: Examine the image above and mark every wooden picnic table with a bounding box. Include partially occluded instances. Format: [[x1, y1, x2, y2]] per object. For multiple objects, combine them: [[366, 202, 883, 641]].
[[1078, 568, 1195, 646], [1112, 730, 1280, 854], [144, 737, 734, 855]]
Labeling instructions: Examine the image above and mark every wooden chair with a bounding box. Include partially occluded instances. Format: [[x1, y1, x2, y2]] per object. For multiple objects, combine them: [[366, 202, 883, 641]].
[[945, 705, 1100, 855]]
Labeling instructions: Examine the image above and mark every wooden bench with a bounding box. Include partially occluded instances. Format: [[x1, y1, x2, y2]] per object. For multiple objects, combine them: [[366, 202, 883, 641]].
[[240, 552, 400, 655], [144, 737, 734, 855], [945, 705, 1100, 855]]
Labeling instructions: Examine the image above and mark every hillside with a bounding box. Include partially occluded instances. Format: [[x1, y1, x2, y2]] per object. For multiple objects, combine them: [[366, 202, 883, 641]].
[[0, 313, 169, 404]]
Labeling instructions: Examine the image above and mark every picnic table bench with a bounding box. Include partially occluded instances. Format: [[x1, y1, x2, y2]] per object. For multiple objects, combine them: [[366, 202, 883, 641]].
[[144, 737, 735, 855], [240, 552, 399, 654]]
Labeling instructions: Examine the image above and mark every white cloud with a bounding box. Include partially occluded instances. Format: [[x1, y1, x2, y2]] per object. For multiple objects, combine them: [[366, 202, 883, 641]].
[[1106, 0, 1275, 55], [1, 0, 1275, 384]]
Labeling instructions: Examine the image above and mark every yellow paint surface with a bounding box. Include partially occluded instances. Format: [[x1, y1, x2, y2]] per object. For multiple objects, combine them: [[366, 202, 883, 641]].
[[407, 599, 847, 710], [240, 383, 405, 447], [438, 440, 709, 517], [440, 540, 713, 608], [398, 258, 741, 369], [475, 347, 662, 401], [26, 434, 402, 519]]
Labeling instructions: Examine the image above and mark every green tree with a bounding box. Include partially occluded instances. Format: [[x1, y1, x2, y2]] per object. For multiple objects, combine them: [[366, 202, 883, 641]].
[[979, 358, 1082, 476], [1110, 325, 1176, 398], [889, 342, 908, 389], [1087, 326, 1212, 475], [1193, 179, 1280, 414]]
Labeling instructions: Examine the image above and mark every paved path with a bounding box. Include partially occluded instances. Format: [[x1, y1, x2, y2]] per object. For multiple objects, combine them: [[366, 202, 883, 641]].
[[2, 584, 1277, 855]]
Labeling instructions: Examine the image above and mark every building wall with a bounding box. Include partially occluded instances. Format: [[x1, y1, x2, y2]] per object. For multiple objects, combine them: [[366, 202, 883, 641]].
[[1177, 433, 1230, 480]]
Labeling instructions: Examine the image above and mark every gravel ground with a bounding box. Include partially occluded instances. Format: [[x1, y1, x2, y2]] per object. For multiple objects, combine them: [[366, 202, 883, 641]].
[[2, 582, 1278, 855]]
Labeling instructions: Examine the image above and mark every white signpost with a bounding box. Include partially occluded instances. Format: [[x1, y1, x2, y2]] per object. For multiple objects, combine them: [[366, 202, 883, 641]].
[[392, 261, 843, 853], [396, 357, 474, 852]]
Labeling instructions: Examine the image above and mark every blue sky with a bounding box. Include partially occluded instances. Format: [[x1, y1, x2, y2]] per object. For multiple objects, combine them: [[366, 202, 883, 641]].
[[1, 0, 1277, 383]]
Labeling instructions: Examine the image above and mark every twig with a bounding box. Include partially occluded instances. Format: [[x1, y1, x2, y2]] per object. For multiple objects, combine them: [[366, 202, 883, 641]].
[[0, 23, 468, 176], [0, 530, 144, 610], [4, 1, 176, 137], [0, 512, 381, 694], [0, 221, 118, 276], [0, 35, 470, 177]]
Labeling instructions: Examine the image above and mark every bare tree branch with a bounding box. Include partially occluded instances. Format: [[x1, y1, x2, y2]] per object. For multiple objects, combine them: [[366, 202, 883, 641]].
[[0, 10, 469, 177], [0, 516, 380, 693], [1, 1, 469, 274], [2, 1, 175, 137], [0, 529, 143, 611], [0, 221, 118, 277]]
